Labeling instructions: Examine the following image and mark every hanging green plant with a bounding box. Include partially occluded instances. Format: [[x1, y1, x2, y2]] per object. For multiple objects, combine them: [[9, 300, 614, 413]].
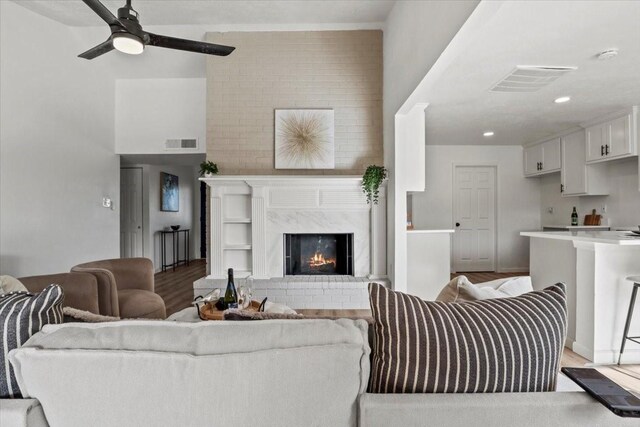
[[199, 161, 219, 177], [362, 165, 387, 204]]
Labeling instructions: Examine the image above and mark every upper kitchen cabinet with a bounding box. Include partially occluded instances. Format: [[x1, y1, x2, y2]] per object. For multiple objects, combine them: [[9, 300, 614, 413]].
[[523, 137, 561, 176], [585, 107, 638, 164], [561, 130, 608, 197]]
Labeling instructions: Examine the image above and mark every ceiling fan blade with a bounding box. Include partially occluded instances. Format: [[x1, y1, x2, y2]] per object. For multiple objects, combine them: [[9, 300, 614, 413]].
[[78, 39, 114, 60], [81, 0, 122, 27], [145, 33, 235, 56]]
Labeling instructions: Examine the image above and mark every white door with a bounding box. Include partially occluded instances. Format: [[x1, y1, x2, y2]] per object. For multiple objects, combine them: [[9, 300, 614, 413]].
[[120, 168, 143, 258], [453, 166, 496, 272]]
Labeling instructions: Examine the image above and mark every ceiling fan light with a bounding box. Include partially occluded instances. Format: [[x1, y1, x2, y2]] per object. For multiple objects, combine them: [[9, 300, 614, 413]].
[[112, 33, 144, 55]]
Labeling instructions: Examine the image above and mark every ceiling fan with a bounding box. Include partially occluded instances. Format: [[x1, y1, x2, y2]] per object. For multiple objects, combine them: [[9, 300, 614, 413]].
[[78, 0, 235, 60]]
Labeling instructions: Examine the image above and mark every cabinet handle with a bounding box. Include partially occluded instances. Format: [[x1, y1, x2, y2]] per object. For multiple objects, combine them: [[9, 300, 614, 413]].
[[605, 144, 609, 155], [540, 162, 543, 170], [561, 184, 564, 193], [538, 162, 541, 170], [601, 145, 604, 156]]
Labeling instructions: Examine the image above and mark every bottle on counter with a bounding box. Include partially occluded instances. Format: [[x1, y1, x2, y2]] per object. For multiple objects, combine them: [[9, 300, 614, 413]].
[[224, 268, 238, 309], [571, 207, 579, 226]]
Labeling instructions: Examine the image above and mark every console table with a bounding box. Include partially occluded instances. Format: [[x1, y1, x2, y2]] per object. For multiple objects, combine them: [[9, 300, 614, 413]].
[[159, 229, 190, 272]]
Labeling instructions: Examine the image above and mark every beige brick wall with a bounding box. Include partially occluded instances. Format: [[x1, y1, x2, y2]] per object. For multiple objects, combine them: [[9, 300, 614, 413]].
[[206, 30, 383, 175]]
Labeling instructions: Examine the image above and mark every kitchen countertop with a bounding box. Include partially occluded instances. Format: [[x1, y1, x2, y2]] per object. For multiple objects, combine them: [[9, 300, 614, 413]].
[[407, 229, 455, 234], [542, 225, 610, 230], [521, 230, 640, 245]]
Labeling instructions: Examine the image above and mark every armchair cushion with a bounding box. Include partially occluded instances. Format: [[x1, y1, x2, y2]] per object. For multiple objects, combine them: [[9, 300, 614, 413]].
[[117, 289, 166, 319], [19, 273, 100, 314], [72, 258, 154, 292], [72, 258, 165, 319]]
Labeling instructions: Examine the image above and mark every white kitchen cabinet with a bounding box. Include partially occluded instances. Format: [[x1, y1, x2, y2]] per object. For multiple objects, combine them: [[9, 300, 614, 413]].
[[585, 108, 637, 164], [542, 138, 562, 171], [523, 138, 561, 176], [560, 130, 608, 197], [524, 144, 543, 176]]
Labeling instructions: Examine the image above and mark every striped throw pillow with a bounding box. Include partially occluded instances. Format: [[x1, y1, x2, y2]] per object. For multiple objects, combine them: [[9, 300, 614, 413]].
[[1, 284, 64, 398], [368, 282, 567, 394]]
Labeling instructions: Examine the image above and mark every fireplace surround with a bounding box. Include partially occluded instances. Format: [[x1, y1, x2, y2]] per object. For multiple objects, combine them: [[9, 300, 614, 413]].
[[197, 175, 387, 309]]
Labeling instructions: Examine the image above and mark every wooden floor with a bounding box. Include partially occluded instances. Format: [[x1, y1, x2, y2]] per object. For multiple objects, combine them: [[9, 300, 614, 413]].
[[451, 271, 530, 282], [155, 259, 206, 317], [155, 264, 639, 393]]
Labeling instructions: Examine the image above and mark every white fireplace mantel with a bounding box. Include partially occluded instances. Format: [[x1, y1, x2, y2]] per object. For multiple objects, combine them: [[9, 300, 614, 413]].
[[201, 175, 387, 281]]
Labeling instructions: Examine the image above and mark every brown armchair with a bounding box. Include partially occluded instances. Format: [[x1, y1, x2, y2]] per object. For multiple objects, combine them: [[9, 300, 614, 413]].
[[18, 272, 101, 314], [71, 258, 166, 319]]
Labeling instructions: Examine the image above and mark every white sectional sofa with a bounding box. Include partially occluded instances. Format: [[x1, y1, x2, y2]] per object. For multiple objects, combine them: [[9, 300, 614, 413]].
[[1, 319, 634, 427]]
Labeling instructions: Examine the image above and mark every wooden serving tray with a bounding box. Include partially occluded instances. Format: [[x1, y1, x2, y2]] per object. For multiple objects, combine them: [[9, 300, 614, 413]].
[[198, 300, 261, 321]]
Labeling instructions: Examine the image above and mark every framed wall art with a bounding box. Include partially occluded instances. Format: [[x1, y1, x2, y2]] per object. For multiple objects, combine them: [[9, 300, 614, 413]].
[[275, 109, 335, 169], [161, 172, 179, 212]]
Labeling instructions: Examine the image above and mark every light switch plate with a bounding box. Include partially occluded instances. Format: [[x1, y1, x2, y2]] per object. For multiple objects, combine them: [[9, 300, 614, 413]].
[[102, 197, 112, 208]]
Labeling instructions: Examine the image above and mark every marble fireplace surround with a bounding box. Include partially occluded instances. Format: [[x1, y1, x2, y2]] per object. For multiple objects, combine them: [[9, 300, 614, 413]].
[[201, 176, 387, 281]]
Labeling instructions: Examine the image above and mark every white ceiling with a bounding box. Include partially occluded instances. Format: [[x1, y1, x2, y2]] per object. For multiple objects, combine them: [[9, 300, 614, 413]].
[[424, 0, 640, 146], [15, 0, 395, 27]]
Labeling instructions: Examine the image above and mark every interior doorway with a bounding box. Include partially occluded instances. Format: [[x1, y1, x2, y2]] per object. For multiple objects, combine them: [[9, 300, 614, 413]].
[[452, 165, 497, 272], [120, 167, 144, 258]]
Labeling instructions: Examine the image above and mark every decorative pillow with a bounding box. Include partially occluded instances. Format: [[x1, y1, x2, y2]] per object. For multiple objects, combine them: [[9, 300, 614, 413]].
[[0, 285, 64, 398], [63, 306, 120, 323], [0, 275, 28, 295], [436, 275, 533, 302], [368, 282, 567, 394]]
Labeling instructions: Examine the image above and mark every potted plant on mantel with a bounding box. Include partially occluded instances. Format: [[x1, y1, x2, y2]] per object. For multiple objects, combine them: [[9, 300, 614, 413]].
[[199, 161, 219, 178], [361, 165, 387, 204]]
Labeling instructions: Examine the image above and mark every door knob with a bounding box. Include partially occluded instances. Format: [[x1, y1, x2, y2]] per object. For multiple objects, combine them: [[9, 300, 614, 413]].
[[455, 222, 460, 227]]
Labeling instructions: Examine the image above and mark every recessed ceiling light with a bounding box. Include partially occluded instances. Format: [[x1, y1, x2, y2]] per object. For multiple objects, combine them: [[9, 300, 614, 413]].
[[554, 96, 571, 104], [596, 49, 618, 60], [483, 131, 494, 137]]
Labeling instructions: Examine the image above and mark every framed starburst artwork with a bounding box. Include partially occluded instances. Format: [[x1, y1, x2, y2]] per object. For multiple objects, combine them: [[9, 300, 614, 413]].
[[275, 109, 335, 169]]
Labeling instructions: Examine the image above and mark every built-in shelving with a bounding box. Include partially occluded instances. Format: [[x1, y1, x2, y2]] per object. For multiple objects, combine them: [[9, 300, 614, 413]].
[[224, 244, 252, 250], [223, 218, 252, 224], [221, 193, 253, 275]]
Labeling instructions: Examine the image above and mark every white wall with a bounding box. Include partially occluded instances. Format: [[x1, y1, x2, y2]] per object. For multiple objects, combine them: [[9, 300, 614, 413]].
[[115, 78, 206, 154], [382, 0, 480, 286], [540, 157, 640, 228], [0, 2, 119, 277], [144, 165, 198, 271], [412, 145, 540, 272]]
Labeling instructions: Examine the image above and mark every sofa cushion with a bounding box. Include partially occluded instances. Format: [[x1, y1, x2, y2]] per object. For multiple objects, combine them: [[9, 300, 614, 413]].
[[436, 275, 533, 302], [9, 319, 370, 427], [368, 282, 567, 394], [0, 276, 28, 295], [0, 285, 64, 398], [358, 391, 639, 427]]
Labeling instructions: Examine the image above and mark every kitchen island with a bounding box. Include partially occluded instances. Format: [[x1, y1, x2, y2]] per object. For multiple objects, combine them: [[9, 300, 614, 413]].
[[521, 231, 640, 364], [407, 229, 455, 301]]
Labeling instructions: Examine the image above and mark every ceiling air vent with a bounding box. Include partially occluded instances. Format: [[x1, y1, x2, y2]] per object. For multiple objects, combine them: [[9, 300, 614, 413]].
[[491, 66, 577, 93], [165, 138, 198, 150]]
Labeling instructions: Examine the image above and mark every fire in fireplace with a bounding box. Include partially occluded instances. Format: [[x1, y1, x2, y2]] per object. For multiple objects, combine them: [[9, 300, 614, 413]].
[[284, 233, 354, 276]]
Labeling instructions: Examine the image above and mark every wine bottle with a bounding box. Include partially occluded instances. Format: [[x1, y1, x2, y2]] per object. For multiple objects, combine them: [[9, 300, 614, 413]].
[[571, 207, 578, 226], [224, 268, 238, 309]]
